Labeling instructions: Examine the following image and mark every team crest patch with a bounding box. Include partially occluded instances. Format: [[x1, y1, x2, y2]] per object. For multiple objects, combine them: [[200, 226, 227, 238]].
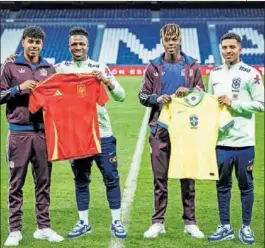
[[190, 115, 198, 129], [77, 84, 86, 97], [247, 165, 253, 171], [254, 75, 260, 84], [181, 68, 185, 76], [9, 161, 14, 169], [232, 77, 241, 89], [40, 68, 47, 77], [109, 156, 117, 164]]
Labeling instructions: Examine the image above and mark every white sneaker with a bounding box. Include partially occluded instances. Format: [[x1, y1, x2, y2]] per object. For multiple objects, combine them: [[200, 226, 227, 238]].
[[4, 231, 22, 246], [184, 225, 204, 238], [33, 228, 64, 242], [144, 223, 165, 238]]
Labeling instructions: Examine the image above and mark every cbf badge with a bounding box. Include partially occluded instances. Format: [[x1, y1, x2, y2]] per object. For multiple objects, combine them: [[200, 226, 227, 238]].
[[77, 84, 86, 97], [232, 77, 241, 92], [190, 115, 198, 129]]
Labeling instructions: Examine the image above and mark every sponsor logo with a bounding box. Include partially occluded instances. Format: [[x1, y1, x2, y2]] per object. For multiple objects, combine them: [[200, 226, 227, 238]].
[[190, 115, 198, 129], [213, 82, 220, 86], [40, 68, 47, 77], [189, 69, 193, 77], [209, 173, 215, 176], [212, 66, 222, 71], [239, 66, 251, 73], [64, 61, 72, 66], [18, 68, 25, 73], [177, 109, 186, 114], [53, 90, 63, 96], [87, 63, 100, 68]]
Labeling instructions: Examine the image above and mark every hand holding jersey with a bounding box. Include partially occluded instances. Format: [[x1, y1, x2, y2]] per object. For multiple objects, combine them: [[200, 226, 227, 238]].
[[158, 90, 234, 180]]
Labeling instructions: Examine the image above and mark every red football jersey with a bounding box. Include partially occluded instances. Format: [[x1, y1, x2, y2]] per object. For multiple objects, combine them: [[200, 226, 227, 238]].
[[29, 73, 109, 161]]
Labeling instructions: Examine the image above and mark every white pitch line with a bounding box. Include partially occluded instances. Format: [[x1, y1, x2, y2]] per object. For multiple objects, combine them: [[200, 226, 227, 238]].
[[109, 107, 151, 248]]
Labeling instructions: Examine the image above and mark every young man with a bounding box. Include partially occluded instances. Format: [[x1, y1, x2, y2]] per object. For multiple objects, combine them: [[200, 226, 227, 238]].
[[0, 26, 64, 246], [55, 27, 127, 239], [139, 23, 205, 238], [208, 32, 264, 245]]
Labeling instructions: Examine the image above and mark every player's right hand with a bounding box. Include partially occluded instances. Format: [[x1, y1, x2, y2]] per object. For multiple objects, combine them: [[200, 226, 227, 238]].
[[5, 54, 17, 63], [157, 94, 171, 104], [19, 80, 38, 91]]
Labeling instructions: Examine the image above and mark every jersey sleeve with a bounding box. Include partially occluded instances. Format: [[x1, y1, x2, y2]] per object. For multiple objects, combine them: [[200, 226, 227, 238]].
[[157, 103, 171, 129], [97, 83, 109, 106], [103, 65, 125, 102], [218, 105, 234, 132], [28, 88, 45, 114], [231, 69, 264, 114]]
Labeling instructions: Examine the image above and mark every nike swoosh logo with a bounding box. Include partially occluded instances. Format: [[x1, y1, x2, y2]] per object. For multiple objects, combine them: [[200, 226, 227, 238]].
[[213, 82, 220, 86], [177, 110, 186, 114], [109, 152, 115, 156]]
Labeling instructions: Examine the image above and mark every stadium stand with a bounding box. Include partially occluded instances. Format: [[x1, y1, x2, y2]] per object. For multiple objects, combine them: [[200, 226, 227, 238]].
[[160, 8, 264, 19], [0, 9, 10, 19], [15, 9, 152, 19], [0, 8, 264, 65], [216, 24, 264, 65]]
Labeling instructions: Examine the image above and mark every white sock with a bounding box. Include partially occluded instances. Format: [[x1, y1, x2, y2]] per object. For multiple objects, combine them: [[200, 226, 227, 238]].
[[111, 209, 121, 223], [78, 210, 89, 225], [224, 224, 231, 229]]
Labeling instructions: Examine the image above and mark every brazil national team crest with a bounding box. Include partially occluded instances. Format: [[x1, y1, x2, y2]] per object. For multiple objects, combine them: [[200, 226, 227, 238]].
[[77, 84, 86, 97], [190, 115, 199, 129], [232, 77, 241, 92]]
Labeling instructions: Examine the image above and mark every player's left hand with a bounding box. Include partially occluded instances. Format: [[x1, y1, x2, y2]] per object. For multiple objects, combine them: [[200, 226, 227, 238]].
[[92, 70, 110, 86], [175, 87, 189, 97], [218, 95, 232, 107]]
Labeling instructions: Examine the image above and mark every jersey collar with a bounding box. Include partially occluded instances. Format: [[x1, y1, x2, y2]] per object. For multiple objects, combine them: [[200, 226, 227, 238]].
[[72, 58, 90, 66], [224, 61, 242, 70], [183, 89, 205, 106]]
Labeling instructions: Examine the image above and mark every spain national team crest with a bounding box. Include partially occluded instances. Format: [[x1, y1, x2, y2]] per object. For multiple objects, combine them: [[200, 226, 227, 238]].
[[232, 77, 241, 91], [77, 84, 86, 97], [190, 115, 199, 129]]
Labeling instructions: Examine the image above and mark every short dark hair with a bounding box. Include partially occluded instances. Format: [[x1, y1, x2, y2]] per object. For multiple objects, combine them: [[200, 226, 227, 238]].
[[22, 26, 45, 40], [221, 32, 241, 44], [69, 27, 89, 39]]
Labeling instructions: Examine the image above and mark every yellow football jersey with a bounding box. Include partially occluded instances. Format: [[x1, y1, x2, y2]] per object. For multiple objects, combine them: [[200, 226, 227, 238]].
[[158, 90, 234, 180]]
